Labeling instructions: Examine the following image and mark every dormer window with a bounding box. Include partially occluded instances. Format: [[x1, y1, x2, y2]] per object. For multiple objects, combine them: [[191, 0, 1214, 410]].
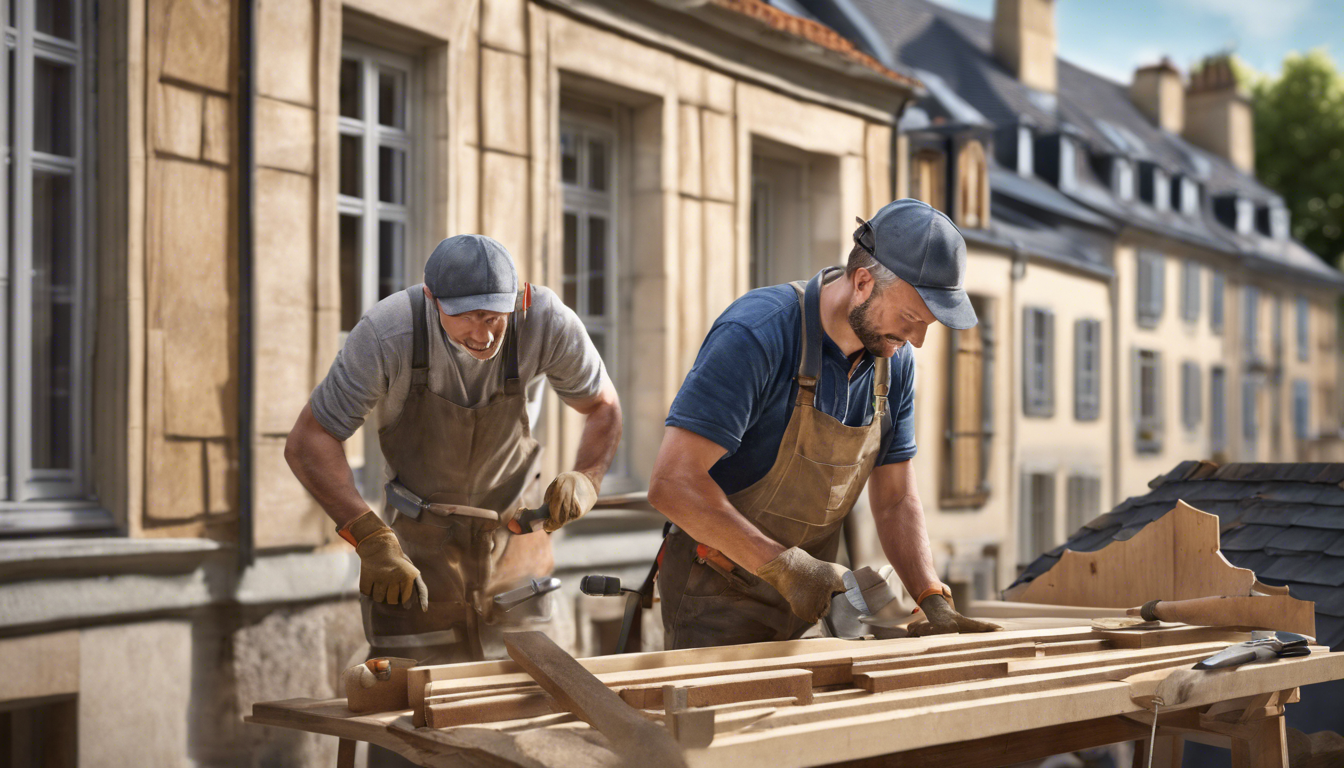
[[911, 148, 947, 212], [956, 139, 990, 229], [1033, 132, 1077, 191], [1114, 158, 1134, 201], [1016, 125, 1034, 176], [1058, 136, 1077, 191], [1139, 163, 1169, 212], [1270, 205, 1290, 240], [1236, 198, 1254, 235], [1172, 176, 1199, 216], [1255, 205, 1273, 237]]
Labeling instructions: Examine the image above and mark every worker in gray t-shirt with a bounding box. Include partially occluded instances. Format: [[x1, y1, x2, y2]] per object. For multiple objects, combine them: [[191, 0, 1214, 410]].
[[286, 234, 621, 663]]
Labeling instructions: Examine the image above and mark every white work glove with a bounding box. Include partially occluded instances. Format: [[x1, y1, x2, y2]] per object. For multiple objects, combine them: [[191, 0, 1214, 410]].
[[542, 471, 598, 532]]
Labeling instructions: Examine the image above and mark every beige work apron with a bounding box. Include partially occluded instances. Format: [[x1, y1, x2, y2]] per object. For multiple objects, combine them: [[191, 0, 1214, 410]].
[[365, 286, 547, 664], [659, 267, 890, 649]]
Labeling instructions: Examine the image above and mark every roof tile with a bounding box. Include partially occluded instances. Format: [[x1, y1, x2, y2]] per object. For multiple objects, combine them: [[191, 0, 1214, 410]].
[[1220, 524, 1286, 552], [1295, 508, 1344, 531], [1264, 528, 1344, 556]]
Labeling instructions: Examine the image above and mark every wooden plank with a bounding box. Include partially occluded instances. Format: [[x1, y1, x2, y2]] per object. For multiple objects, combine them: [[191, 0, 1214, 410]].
[[850, 643, 1038, 674], [820, 715, 1148, 768], [1127, 646, 1344, 709], [1036, 639, 1112, 656], [1006, 501, 1257, 607], [504, 631, 687, 768], [620, 669, 814, 710], [1230, 715, 1288, 768], [855, 660, 1007, 693], [1004, 642, 1232, 676], [336, 738, 355, 768], [426, 689, 557, 729], [1091, 625, 1248, 649]]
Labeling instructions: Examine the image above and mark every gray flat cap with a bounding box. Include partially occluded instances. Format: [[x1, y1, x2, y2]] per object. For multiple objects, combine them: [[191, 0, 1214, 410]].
[[853, 199, 977, 329], [424, 234, 517, 315]]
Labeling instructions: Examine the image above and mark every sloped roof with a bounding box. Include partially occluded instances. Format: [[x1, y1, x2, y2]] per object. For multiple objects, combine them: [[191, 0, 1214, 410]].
[[832, 0, 1344, 287], [1012, 461, 1344, 650]]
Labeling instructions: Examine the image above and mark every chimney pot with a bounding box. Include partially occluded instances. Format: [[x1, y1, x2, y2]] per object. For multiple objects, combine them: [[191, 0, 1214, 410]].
[[1184, 55, 1254, 173], [1130, 58, 1184, 133]]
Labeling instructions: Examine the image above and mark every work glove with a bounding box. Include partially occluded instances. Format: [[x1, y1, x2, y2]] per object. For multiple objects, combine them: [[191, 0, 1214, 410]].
[[343, 511, 429, 611], [542, 471, 598, 532], [907, 594, 1001, 637], [756, 547, 847, 624]]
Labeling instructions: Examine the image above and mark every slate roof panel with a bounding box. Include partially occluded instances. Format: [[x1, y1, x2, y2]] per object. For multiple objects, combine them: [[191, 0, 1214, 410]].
[[1285, 583, 1344, 618], [1327, 537, 1344, 557], [1264, 528, 1344, 556], [1220, 524, 1287, 552]]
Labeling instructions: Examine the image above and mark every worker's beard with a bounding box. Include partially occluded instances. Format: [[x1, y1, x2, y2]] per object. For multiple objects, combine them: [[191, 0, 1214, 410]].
[[847, 292, 890, 357]]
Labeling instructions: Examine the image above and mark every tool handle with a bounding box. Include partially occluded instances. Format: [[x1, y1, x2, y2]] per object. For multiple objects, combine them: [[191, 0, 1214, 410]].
[[1129, 595, 1298, 632], [508, 505, 551, 535]]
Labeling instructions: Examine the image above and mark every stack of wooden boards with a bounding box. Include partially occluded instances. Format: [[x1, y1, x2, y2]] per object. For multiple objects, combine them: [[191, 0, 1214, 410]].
[[366, 619, 1339, 767]]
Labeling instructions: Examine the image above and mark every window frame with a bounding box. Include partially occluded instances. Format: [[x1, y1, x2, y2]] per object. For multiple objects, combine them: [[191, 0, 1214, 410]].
[[1242, 375, 1260, 457], [1065, 473, 1101, 535], [1210, 366, 1227, 455], [2, 0, 100, 513], [1243, 285, 1260, 363], [1017, 471, 1055, 566], [1180, 260, 1200, 324], [1181, 361, 1202, 433], [1293, 379, 1310, 441], [1209, 270, 1225, 334], [1134, 348, 1163, 454], [1073, 318, 1101, 421], [1296, 296, 1309, 363], [1022, 306, 1055, 418], [1135, 250, 1165, 328], [942, 296, 994, 508]]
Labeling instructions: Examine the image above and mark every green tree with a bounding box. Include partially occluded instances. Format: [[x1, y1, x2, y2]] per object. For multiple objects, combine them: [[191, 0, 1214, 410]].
[[1246, 50, 1344, 265]]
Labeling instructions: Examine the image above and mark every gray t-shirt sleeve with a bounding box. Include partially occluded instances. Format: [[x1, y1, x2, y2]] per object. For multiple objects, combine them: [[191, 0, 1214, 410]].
[[531, 287, 606, 403], [309, 316, 392, 441]]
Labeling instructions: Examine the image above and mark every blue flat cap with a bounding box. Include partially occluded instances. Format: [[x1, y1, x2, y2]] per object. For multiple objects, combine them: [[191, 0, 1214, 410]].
[[424, 234, 517, 315], [853, 199, 977, 329]]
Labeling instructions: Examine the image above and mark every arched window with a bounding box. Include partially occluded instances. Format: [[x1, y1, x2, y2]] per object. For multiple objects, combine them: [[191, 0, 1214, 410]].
[[957, 140, 990, 229], [911, 149, 946, 212]]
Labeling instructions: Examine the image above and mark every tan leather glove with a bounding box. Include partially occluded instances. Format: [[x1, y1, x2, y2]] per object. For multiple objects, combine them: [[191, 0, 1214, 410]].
[[542, 471, 598, 532], [343, 511, 428, 611], [756, 547, 846, 624], [908, 594, 1001, 637]]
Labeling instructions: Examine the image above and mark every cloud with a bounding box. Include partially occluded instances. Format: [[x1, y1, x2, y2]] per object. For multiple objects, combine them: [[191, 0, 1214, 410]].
[[1176, 0, 1313, 41]]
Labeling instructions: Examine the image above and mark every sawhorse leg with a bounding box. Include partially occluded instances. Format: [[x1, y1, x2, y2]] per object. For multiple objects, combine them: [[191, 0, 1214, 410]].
[[1229, 716, 1288, 768], [1132, 734, 1183, 768], [337, 738, 356, 768]]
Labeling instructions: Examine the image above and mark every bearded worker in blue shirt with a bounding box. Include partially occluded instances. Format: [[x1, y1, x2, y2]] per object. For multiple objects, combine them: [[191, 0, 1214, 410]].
[[648, 199, 1001, 649]]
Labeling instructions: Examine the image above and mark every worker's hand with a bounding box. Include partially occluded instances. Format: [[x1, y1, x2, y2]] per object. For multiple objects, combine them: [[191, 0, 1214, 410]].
[[908, 595, 1000, 637], [344, 511, 429, 611], [542, 471, 598, 532], [756, 547, 846, 624]]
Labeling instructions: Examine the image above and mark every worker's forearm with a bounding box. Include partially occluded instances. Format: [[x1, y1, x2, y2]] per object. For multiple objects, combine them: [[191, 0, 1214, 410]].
[[571, 398, 622, 493], [873, 494, 942, 598], [650, 467, 784, 574], [285, 412, 372, 529]]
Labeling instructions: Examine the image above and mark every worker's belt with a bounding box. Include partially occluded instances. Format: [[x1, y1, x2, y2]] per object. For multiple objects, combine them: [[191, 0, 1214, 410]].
[[669, 523, 753, 590], [385, 479, 501, 528]]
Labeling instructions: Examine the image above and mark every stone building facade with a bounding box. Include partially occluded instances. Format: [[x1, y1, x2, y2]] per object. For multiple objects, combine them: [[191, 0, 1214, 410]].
[[0, 0, 913, 764]]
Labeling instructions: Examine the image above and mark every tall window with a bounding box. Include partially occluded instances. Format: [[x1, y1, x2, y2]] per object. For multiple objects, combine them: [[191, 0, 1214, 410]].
[[1136, 251, 1164, 327], [1181, 362, 1202, 432], [943, 297, 993, 506], [3, 0, 91, 506], [1296, 296, 1310, 362], [1065, 473, 1101, 534], [1180, 260, 1200, 323], [1210, 366, 1227, 456], [1243, 376, 1260, 457], [956, 140, 988, 229], [1022, 307, 1055, 417], [338, 44, 414, 497], [911, 149, 946, 213], [1074, 319, 1101, 421], [1210, 270, 1225, 334], [1134, 349, 1163, 453], [1293, 380, 1310, 441], [1243, 285, 1260, 361], [1018, 472, 1055, 567]]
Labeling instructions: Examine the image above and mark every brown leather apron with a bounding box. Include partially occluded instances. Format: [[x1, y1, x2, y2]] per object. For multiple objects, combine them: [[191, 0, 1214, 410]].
[[365, 286, 547, 664], [658, 268, 890, 649]]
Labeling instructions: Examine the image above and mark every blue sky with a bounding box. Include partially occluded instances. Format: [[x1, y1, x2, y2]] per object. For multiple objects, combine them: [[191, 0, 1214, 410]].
[[933, 0, 1344, 82]]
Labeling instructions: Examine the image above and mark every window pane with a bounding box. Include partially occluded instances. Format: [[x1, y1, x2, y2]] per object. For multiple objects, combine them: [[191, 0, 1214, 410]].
[[34, 58, 75, 157], [339, 134, 362, 197], [587, 216, 607, 316], [339, 59, 361, 119], [560, 131, 578, 185], [588, 138, 608, 192], [562, 212, 578, 307], [378, 220, 404, 301], [36, 0, 77, 40], [378, 146, 406, 204], [339, 214, 362, 331], [377, 68, 405, 129], [31, 171, 77, 470]]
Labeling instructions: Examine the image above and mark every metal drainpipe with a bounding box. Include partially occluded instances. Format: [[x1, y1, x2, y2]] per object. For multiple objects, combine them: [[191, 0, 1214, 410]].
[[1007, 239, 1024, 581], [237, 0, 256, 569]]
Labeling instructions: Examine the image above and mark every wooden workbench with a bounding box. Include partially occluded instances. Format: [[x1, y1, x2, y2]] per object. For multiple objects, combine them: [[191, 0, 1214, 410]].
[[246, 620, 1344, 768]]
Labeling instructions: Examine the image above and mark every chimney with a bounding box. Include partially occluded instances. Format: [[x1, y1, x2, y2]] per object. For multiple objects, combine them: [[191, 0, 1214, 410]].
[[993, 0, 1057, 93], [1184, 56, 1254, 173], [1130, 58, 1184, 133]]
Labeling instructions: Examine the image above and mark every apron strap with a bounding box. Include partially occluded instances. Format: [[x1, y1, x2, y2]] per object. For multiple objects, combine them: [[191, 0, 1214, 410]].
[[409, 286, 429, 370], [791, 269, 828, 407], [501, 289, 526, 397]]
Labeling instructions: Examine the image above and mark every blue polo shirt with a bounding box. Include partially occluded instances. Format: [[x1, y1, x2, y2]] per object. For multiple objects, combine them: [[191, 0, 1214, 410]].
[[666, 284, 917, 496]]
